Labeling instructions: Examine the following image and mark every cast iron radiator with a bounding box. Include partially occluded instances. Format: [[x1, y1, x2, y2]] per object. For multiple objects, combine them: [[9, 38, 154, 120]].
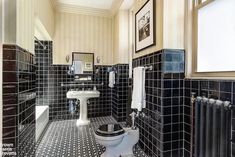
[[194, 97, 232, 157]]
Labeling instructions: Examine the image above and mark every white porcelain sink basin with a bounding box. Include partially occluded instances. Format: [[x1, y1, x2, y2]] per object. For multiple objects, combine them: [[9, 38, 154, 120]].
[[67, 90, 100, 99], [67, 90, 100, 126]]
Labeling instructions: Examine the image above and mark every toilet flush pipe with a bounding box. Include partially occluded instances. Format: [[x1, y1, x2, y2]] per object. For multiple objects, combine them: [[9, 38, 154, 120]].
[[130, 111, 146, 130], [130, 111, 137, 130]]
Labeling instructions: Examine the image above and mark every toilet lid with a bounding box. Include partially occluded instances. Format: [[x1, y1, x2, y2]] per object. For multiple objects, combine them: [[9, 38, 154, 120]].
[[95, 124, 125, 137]]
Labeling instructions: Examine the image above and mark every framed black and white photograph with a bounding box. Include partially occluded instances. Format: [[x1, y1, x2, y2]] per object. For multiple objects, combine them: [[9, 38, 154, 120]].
[[135, 0, 155, 53]]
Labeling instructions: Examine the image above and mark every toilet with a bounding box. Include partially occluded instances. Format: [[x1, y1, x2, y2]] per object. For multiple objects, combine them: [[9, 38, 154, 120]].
[[94, 123, 139, 157], [94, 66, 148, 157]]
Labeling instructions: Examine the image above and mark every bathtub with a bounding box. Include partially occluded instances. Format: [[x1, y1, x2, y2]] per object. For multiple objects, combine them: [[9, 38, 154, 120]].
[[36, 106, 49, 142]]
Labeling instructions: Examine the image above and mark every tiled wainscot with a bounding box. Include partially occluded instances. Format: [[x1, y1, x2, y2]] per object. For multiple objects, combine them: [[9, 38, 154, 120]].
[[2, 44, 36, 156]]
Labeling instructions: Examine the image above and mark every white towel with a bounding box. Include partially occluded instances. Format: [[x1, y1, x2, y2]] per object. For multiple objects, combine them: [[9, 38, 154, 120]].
[[131, 67, 146, 111], [73, 61, 83, 74], [109, 71, 115, 88]]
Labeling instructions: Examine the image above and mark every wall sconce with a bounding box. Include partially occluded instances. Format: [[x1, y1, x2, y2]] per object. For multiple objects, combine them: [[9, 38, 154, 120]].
[[96, 56, 100, 64], [66, 55, 70, 63]]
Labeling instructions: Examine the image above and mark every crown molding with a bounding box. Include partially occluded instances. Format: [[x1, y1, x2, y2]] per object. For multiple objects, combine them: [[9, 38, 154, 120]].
[[51, 0, 112, 18], [110, 0, 124, 16], [50, 0, 129, 18]]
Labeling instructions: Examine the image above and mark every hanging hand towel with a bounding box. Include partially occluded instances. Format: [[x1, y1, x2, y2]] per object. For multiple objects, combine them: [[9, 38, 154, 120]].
[[131, 67, 146, 111], [109, 71, 115, 88]]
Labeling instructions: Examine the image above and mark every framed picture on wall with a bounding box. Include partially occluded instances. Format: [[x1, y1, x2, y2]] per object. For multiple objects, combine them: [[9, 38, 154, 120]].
[[135, 0, 155, 53]]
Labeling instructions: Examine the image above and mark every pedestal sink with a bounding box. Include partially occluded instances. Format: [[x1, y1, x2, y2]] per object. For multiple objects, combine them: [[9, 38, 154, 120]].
[[67, 90, 100, 126]]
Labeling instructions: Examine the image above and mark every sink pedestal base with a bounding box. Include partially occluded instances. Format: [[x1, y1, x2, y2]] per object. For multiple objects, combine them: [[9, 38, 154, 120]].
[[76, 98, 90, 126], [67, 90, 100, 127], [76, 119, 90, 126]]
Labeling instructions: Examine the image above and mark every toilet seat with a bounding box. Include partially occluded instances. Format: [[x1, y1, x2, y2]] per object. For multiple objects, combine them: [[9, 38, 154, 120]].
[[95, 132, 125, 142], [95, 124, 125, 137]]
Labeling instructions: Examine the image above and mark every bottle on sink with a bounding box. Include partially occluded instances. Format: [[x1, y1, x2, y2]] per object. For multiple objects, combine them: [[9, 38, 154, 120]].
[[69, 100, 75, 114]]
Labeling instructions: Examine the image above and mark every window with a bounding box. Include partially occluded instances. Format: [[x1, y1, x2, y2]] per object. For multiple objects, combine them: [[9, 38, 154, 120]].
[[188, 0, 235, 78]]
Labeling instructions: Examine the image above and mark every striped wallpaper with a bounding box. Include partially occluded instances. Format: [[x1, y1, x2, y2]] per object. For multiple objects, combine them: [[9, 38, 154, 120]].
[[53, 12, 114, 65], [4, 0, 54, 54], [35, 0, 55, 39], [17, 0, 35, 54]]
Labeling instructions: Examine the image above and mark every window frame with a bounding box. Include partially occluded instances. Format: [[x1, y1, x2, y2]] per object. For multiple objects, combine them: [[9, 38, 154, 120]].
[[188, 0, 235, 79]]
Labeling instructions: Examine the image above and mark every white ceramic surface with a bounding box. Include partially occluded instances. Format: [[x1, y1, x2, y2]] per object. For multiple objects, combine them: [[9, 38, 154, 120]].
[[67, 90, 100, 99], [67, 90, 100, 126], [36, 106, 49, 142], [95, 128, 139, 157]]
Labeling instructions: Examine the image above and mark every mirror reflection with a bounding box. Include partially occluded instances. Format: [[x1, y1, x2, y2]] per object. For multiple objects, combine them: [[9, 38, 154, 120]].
[[72, 52, 94, 75]]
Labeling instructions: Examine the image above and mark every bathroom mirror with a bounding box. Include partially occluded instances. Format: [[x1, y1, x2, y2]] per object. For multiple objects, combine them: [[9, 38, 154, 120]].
[[72, 52, 94, 75]]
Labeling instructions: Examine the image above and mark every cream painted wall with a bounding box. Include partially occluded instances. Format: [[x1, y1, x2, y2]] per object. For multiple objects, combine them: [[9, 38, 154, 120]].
[[113, 10, 129, 64], [163, 0, 185, 49], [185, 0, 193, 77], [133, 0, 185, 59], [16, 0, 35, 53], [113, 13, 120, 63], [53, 12, 113, 65], [35, 0, 55, 39]]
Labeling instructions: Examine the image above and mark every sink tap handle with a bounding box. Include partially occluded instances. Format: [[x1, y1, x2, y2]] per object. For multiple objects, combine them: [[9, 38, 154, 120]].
[[75, 100, 79, 105], [93, 86, 97, 91]]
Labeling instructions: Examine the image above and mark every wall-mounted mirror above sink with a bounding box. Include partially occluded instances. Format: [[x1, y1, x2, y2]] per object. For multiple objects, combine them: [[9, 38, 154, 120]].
[[71, 52, 94, 75]]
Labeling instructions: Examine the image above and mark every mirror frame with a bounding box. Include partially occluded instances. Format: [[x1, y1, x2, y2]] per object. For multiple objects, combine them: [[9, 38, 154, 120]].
[[72, 52, 95, 76]]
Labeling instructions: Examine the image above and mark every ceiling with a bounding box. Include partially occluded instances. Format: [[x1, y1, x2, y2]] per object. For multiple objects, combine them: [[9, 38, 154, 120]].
[[52, 0, 134, 17], [120, 0, 134, 10], [56, 0, 115, 10]]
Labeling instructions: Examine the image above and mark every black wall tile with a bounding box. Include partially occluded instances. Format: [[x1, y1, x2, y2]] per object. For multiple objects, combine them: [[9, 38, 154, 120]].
[[111, 64, 129, 122], [2, 44, 36, 157], [35, 41, 113, 120], [131, 49, 184, 157]]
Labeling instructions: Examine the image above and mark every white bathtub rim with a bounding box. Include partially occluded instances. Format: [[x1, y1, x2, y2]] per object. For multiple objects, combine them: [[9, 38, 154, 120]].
[[36, 105, 49, 120]]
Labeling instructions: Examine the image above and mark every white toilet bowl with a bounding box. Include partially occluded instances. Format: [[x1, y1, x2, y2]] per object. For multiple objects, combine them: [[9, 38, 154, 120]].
[[94, 124, 139, 157]]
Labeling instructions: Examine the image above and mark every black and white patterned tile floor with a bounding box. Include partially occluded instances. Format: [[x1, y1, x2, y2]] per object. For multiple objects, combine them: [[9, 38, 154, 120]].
[[33, 116, 147, 157]]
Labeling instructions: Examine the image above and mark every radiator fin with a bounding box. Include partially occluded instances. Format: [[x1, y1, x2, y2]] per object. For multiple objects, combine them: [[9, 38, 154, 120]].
[[194, 97, 232, 157]]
